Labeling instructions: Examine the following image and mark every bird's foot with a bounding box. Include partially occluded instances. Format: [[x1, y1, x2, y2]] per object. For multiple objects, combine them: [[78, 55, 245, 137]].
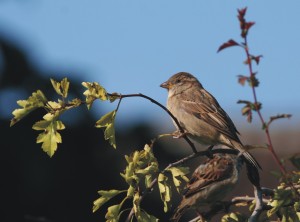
[[205, 145, 214, 159], [195, 209, 206, 222], [172, 130, 187, 139]]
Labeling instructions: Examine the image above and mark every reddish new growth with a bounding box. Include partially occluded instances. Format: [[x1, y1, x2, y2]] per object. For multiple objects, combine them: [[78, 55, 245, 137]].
[[218, 7, 293, 180]]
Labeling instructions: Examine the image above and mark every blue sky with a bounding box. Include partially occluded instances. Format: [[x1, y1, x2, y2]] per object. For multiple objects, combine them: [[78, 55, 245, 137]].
[[0, 1, 299, 129]]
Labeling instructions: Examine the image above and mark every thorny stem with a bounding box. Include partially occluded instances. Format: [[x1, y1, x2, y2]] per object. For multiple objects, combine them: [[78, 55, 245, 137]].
[[243, 36, 288, 176]]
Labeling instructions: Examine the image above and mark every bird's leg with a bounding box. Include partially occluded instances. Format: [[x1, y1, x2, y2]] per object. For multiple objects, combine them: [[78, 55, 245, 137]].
[[205, 145, 214, 159], [172, 130, 188, 139], [195, 209, 205, 222]]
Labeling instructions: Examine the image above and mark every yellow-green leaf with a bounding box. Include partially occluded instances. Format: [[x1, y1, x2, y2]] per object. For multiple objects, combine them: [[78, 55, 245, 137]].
[[32, 114, 65, 157], [136, 162, 159, 176], [46, 101, 62, 111], [158, 173, 172, 212], [82, 82, 108, 109], [10, 90, 47, 126], [168, 166, 189, 193], [221, 212, 246, 222], [267, 185, 295, 217], [136, 211, 159, 222], [51, 78, 70, 98], [133, 192, 141, 215], [93, 189, 125, 213], [133, 192, 158, 222], [105, 204, 121, 222], [96, 110, 117, 148], [126, 185, 135, 198], [145, 174, 153, 189], [104, 122, 116, 148], [120, 144, 159, 191]]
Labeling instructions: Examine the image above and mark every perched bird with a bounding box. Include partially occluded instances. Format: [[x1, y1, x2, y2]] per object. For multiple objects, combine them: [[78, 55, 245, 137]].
[[171, 153, 243, 222], [160, 72, 260, 170]]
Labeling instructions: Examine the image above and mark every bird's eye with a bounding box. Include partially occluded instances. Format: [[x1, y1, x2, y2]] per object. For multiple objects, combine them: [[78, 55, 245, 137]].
[[175, 79, 181, 84]]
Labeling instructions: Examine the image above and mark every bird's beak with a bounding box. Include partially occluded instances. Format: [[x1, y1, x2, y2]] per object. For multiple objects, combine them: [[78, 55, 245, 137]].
[[160, 81, 170, 89]]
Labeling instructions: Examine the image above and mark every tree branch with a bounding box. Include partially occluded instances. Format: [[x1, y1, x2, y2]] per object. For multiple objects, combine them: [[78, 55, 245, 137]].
[[108, 93, 198, 153]]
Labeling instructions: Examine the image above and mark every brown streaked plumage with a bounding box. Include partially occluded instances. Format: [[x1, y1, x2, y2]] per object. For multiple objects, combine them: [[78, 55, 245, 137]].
[[171, 153, 243, 222], [160, 72, 260, 170]]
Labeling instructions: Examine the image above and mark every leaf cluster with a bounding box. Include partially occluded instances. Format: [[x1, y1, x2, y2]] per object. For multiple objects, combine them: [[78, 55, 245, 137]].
[[92, 143, 191, 221]]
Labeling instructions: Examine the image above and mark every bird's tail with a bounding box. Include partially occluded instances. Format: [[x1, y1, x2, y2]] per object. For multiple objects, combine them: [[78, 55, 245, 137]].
[[230, 140, 262, 170]]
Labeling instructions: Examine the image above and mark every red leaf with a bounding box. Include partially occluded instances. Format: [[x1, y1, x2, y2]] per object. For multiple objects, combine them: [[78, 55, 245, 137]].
[[217, 39, 240, 52], [238, 7, 247, 18], [245, 21, 255, 31], [237, 75, 249, 86], [251, 55, 263, 65], [237, 7, 247, 24]]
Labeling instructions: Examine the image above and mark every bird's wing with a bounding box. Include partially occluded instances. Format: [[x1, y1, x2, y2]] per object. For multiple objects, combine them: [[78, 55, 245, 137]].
[[181, 89, 241, 142], [184, 156, 233, 198]]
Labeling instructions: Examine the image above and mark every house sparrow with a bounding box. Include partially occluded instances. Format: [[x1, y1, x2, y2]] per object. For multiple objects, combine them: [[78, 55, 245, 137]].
[[160, 72, 260, 170], [171, 153, 243, 221]]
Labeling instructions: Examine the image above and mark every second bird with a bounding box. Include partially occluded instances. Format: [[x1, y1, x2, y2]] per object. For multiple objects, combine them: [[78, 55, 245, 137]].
[[160, 72, 260, 170]]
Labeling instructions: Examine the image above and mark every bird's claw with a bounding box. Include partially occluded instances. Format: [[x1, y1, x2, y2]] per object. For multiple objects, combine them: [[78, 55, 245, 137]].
[[172, 130, 187, 139], [205, 145, 214, 159]]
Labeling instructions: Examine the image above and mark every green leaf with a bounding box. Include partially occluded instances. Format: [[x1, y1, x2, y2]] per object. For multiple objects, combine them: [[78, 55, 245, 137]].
[[10, 90, 47, 126], [96, 110, 117, 148], [120, 144, 158, 188], [105, 204, 121, 222], [133, 192, 141, 215], [51, 78, 70, 98], [158, 173, 172, 212], [126, 185, 135, 198], [93, 189, 126, 213], [32, 115, 65, 157], [281, 205, 300, 222], [267, 186, 294, 217], [221, 212, 247, 222], [135, 162, 159, 176], [167, 166, 190, 193], [145, 174, 153, 189], [133, 192, 158, 222], [82, 81, 108, 109], [136, 210, 159, 222], [68, 98, 82, 108], [45, 101, 62, 111]]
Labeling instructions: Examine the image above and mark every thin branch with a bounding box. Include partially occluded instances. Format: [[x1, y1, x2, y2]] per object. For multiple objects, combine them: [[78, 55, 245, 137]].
[[266, 114, 292, 128], [189, 190, 274, 222], [244, 36, 288, 176], [243, 36, 300, 199], [108, 93, 198, 153], [249, 185, 263, 222]]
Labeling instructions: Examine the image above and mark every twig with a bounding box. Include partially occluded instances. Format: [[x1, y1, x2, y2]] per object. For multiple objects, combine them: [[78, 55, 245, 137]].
[[107, 93, 198, 154], [249, 185, 263, 222], [266, 114, 292, 128], [243, 36, 288, 177], [243, 33, 299, 199], [189, 191, 273, 222]]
